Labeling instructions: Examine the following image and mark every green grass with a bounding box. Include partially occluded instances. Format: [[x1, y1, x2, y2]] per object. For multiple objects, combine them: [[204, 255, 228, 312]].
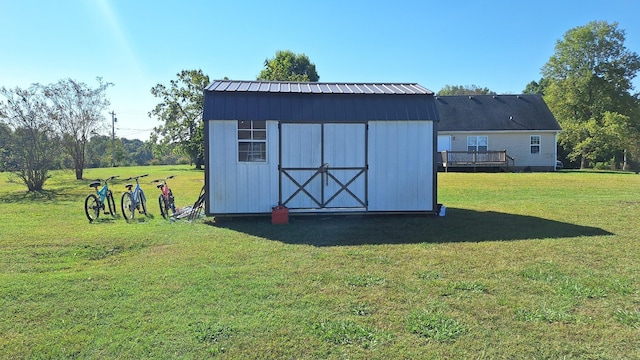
[[1, 167, 640, 358]]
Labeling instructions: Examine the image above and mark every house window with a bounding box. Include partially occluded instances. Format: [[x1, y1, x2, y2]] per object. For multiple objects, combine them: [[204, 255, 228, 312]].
[[467, 136, 488, 152], [530, 135, 541, 154], [238, 120, 266, 162]]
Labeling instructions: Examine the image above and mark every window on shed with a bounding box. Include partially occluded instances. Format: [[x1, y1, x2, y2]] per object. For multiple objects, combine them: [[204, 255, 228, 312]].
[[530, 135, 541, 154], [238, 120, 266, 162], [467, 136, 488, 152]]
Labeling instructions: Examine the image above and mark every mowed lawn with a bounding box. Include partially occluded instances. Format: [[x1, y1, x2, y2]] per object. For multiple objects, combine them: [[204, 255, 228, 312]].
[[1, 166, 639, 359]]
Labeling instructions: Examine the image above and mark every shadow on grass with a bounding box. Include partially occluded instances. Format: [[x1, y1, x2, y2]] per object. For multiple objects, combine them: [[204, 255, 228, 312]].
[[210, 208, 613, 247], [0, 189, 78, 203]]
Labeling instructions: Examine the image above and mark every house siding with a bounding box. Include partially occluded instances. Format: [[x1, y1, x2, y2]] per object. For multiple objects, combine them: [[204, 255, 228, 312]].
[[440, 130, 557, 170]]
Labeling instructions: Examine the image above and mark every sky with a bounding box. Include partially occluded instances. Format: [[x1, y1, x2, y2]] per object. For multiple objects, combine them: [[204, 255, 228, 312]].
[[2, 0, 640, 141]]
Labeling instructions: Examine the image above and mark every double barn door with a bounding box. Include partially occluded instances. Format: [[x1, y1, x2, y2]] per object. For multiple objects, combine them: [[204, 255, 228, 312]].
[[279, 123, 367, 211]]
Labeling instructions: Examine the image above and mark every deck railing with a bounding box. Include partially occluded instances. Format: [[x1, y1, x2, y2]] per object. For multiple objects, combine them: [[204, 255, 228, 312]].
[[440, 150, 514, 171]]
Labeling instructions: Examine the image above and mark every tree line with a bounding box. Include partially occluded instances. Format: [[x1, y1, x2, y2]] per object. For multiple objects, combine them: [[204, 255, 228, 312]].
[[3, 22, 639, 192]]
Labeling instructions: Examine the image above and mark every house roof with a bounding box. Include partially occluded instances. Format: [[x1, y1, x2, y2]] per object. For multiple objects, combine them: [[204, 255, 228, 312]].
[[434, 94, 561, 131], [203, 80, 439, 122]]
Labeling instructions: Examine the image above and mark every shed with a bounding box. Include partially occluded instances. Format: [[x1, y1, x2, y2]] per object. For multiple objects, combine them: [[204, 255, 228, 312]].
[[202, 80, 440, 216], [435, 94, 562, 171]]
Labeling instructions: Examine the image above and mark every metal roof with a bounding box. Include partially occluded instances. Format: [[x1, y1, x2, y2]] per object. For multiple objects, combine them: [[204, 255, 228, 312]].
[[203, 80, 439, 122], [205, 80, 434, 95], [434, 94, 561, 131]]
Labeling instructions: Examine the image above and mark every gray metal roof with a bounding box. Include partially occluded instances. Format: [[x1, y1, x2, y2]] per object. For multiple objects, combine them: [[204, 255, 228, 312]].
[[203, 80, 438, 122], [206, 80, 433, 95], [434, 94, 561, 131]]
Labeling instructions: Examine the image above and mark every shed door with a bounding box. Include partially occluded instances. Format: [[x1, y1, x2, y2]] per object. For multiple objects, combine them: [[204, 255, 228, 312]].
[[279, 123, 367, 210]]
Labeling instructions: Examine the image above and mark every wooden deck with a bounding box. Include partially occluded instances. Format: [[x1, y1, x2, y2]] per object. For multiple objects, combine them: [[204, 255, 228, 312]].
[[440, 150, 514, 172]]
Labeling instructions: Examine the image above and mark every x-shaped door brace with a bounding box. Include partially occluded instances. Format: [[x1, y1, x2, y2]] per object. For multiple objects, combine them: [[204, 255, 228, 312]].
[[281, 165, 366, 208]]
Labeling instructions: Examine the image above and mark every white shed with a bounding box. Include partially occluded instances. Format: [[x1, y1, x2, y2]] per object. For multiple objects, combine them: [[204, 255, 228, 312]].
[[202, 80, 440, 216]]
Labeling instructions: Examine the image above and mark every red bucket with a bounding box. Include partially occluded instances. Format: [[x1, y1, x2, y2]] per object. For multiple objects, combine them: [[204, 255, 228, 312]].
[[271, 206, 289, 224]]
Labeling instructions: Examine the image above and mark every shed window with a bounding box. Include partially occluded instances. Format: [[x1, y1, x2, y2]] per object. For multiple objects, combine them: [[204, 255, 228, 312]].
[[238, 120, 266, 162], [467, 136, 488, 152], [530, 135, 541, 154]]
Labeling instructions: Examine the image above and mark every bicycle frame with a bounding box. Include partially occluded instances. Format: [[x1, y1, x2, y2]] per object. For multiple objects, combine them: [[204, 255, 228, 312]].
[[129, 182, 145, 208], [122, 174, 149, 220], [85, 175, 118, 222], [152, 175, 176, 218], [94, 182, 109, 204], [92, 176, 118, 207]]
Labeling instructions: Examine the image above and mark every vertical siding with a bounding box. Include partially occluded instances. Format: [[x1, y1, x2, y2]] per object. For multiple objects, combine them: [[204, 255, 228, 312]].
[[280, 123, 366, 209], [280, 124, 322, 209], [368, 121, 434, 211], [323, 124, 366, 208], [208, 120, 279, 214]]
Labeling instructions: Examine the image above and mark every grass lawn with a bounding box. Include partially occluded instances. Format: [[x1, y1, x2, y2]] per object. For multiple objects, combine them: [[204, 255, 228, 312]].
[[1, 166, 639, 359]]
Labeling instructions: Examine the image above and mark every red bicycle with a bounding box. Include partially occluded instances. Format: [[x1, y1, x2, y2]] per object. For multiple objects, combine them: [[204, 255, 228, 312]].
[[151, 175, 176, 219]]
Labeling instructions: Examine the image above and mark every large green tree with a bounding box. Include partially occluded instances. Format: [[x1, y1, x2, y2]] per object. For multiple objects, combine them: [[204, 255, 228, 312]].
[[437, 84, 496, 96], [0, 85, 61, 191], [257, 50, 319, 82], [43, 78, 113, 179], [541, 21, 640, 168], [149, 69, 209, 169]]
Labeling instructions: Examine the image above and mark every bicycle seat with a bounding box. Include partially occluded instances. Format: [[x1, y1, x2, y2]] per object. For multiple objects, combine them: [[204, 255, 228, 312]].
[[125, 183, 134, 189], [156, 183, 164, 189], [89, 181, 101, 188]]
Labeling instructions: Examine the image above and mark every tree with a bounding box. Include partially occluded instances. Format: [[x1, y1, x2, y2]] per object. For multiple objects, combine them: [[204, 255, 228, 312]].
[[522, 78, 550, 95], [150, 69, 209, 169], [257, 50, 319, 82], [0, 85, 61, 191], [541, 21, 640, 168], [43, 78, 113, 179], [0, 122, 11, 171], [437, 84, 496, 96]]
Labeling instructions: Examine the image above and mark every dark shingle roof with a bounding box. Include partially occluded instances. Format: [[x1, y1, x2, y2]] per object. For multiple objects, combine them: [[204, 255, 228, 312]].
[[203, 80, 439, 122], [434, 94, 561, 131]]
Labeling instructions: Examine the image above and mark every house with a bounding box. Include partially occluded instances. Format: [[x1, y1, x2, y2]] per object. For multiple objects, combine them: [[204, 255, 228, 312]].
[[202, 80, 440, 216], [434, 94, 562, 171]]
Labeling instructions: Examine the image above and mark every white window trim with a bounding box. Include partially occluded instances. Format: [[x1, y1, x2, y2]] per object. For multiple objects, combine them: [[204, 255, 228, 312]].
[[237, 120, 267, 163], [530, 135, 541, 155], [467, 135, 488, 152]]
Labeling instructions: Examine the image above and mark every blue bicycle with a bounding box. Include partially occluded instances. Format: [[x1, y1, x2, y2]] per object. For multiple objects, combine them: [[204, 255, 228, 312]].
[[121, 174, 149, 220], [84, 176, 119, 222]]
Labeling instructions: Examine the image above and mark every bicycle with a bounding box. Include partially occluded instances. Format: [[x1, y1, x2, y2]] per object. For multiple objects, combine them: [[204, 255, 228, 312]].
[[188, 185, 206, 221], [121, 174, 149, 220], [84, 176, 118, 223], [151, 175, 176, 219]]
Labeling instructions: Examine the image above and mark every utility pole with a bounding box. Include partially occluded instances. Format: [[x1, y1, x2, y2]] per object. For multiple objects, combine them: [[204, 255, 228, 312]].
[[109, 111, 117, 167]]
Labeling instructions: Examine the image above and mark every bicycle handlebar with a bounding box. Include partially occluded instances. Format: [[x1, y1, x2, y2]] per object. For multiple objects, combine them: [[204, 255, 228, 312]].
[[91, 175, 119, 183], [124, 174, 149, 181], [151, 175, 176, 183]]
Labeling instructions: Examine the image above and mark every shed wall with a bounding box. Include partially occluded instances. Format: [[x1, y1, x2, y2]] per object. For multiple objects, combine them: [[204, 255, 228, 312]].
[[208, 120, 280, 214], [207, 119, 436, 214], [368, 121, 435, 211]]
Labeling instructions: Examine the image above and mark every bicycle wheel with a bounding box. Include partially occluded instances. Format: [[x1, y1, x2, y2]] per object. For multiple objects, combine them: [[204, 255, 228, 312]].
[[121, 192, 135, 220], [106, 191, 117, 218], [84, 194, 100, 222], [188, 186, 206, 221], [158, 194, 169, 219], [139, 191, 148, 216]]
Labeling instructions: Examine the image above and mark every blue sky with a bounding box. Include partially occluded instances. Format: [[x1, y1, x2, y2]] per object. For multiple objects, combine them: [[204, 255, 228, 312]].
[[2, 0, 639, 140]]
